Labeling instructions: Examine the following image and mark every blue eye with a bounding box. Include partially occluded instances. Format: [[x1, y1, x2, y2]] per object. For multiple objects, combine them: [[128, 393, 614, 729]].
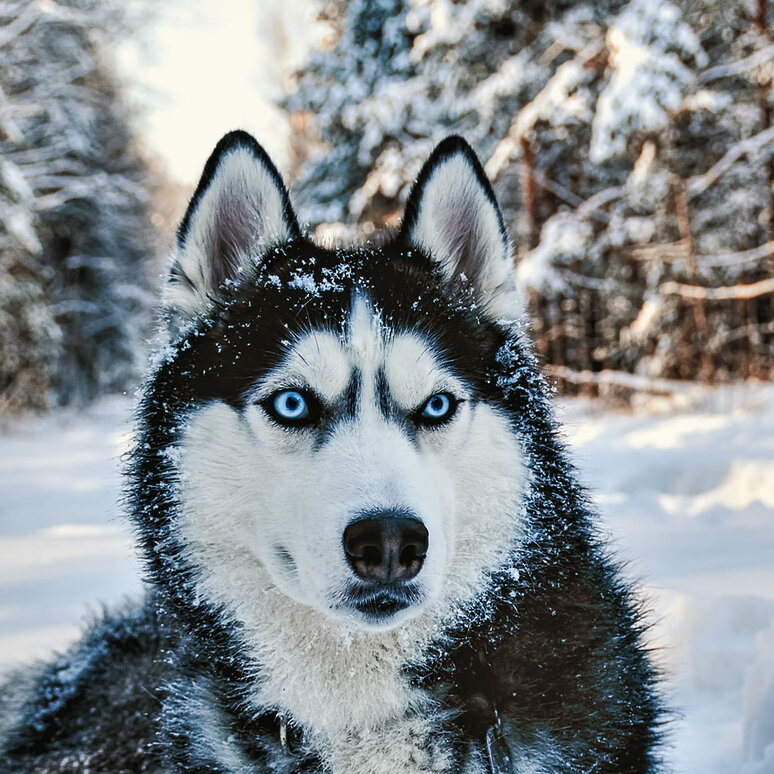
[[264, 389, 317, 427], [417, 393, 458, 426], [274, 390, 307, 418]]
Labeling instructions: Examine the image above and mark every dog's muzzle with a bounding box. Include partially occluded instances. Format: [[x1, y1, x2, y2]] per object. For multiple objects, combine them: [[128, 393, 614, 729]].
[[342, 511, 428, 619]]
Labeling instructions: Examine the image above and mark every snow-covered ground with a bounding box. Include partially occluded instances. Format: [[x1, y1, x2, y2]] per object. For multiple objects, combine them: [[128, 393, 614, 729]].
[[557, 386, 774, 773], [1, 385, 773, 772], [0, 397, 141, 665]]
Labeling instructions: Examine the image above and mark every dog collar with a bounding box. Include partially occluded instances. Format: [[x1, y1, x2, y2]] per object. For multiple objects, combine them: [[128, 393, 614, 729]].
[[277, 714, 301, 754], [485, 708, 513, 774]]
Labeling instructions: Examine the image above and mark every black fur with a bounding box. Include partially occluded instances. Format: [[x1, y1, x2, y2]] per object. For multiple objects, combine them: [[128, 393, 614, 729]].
[[0, 134, 664, 773]]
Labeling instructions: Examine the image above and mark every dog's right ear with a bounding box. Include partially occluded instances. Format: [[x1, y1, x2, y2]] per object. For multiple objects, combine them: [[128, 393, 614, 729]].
[[164, 130, 301, 327]]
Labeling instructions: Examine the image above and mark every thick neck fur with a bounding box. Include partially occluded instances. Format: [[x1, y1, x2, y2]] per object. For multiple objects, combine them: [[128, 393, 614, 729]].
[[155, 541, 519, 774], [171, 469, 527, 738], [148, 500, 524, 774]]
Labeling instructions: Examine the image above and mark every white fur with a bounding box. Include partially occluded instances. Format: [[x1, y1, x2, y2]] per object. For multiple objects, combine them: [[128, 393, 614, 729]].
[[165, 146, 294, 321], [255, 330, 351, 404], [383, 335, 463, 411], [320, 711, 487, 774], [172, 297, 527, 772], [406, 153, 521, 322]]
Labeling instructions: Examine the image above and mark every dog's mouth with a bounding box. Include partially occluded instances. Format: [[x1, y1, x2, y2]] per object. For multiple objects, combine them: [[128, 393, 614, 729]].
[[344, 582, 424, 621]]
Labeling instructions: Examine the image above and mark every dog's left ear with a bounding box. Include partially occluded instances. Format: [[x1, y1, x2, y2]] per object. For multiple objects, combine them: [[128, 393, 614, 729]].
[[165, 130, 301, 327], [399, 136, 519, 321]]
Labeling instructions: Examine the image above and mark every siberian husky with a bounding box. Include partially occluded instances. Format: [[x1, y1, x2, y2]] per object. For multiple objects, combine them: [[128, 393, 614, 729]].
[[0, 132, 662, 773]]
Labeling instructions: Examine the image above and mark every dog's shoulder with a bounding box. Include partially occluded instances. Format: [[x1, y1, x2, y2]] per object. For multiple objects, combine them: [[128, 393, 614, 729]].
[[0, 598, 170, 773]]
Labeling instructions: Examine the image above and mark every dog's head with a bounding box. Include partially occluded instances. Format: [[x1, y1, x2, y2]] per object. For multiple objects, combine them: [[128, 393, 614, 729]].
[[144, 132, 527, 634]]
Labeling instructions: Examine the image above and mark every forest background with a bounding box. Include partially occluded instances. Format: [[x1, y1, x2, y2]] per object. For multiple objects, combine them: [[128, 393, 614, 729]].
[[2, 0, 773, 410], [1, 1, 773, 773]]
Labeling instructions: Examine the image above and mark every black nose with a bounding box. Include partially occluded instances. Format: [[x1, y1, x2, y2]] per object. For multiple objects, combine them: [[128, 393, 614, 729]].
[[343, 512, 428, 583]]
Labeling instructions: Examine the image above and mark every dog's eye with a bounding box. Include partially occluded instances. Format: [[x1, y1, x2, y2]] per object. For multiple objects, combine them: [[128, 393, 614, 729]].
[[416, 393, 458, 426], [263, 390, 317, 427]]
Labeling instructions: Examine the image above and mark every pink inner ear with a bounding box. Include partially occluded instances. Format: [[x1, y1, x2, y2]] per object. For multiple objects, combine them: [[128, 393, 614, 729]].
[[408, 163, 508, 286], [440, 196, 492, 282], [210, 197, 260, 290]]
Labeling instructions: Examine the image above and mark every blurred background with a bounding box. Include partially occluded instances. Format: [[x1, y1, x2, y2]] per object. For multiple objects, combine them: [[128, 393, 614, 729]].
[[0, 0, 773, 772]]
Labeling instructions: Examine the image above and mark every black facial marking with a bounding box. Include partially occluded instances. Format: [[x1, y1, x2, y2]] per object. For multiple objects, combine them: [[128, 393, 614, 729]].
[[273, 545, 297, 578], [312, 370, 362, 451], [375, 368, 420, 445], [375, 369, 395, 419], [158, 242, 506, 435], [343, 370, 361, 419]]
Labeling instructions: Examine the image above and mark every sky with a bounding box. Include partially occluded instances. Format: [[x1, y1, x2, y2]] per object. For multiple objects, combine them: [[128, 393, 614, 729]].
[[114, 0, 322, 185]]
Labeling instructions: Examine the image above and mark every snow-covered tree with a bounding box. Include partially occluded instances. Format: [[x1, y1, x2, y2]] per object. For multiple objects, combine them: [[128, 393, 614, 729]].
[[0, 0, 159, 413], [288, 0, 774, 392]]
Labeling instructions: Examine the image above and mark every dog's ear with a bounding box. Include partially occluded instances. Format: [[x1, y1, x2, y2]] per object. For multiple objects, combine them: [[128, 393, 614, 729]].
[[399, 136, 519, 321], [165, 130, 300, 325]]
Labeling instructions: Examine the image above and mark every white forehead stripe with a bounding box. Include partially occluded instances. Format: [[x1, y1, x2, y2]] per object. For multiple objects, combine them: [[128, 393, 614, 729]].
[[348, 294, 385, 368]]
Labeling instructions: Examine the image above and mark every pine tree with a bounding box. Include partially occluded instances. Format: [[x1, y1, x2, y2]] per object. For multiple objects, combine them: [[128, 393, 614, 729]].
[[0, 0, 159, 413], [287, 0, 419, 232], [288, 0, 774, 393]]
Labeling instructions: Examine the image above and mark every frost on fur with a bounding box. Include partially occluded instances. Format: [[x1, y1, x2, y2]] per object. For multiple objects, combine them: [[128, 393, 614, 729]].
[[0, 131, 663, 774], [399, 136, 521, 323], [165, 130, 301, 327]]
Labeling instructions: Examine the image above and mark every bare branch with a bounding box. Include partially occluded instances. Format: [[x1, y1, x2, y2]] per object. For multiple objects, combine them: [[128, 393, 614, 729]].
[[625, 242, 687, 263], [699, 43, 774, 83], [696, 240, 774, 267], [660, 277, 774, 300], [687, 125, 774, 198], [531, 169, 584, 207], [577, 185, 626, 218], [544, 365, 703, 395], [707, 321, 774, 350], [556, 269, 612, 290], [625, 240, 774, 267]]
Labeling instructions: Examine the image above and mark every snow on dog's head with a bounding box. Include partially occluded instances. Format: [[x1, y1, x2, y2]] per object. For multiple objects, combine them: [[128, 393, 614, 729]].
[[147, 131, 527, 635]]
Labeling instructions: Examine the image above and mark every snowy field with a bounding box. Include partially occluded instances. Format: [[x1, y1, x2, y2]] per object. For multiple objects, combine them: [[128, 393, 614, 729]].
[[1, 386, 773, 772]]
